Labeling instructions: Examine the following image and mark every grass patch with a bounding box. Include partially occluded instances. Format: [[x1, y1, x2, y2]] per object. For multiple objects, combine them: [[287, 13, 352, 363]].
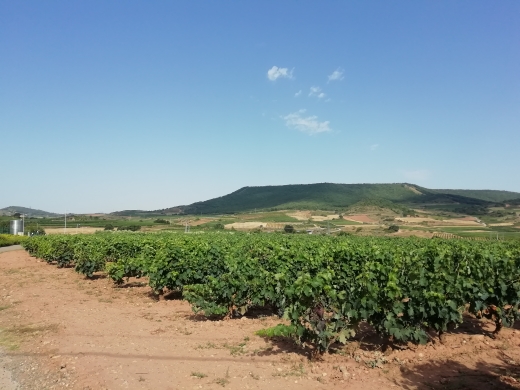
[[0, 329, 19, 350], [196, 341, 218, 349], [191, 371, 207, 378], [0, 323, 59, 351], [256, 324, 297, 338], [221, 336, 250, 356], [7, 323, 59, 336], [213, 367, 230, 387]]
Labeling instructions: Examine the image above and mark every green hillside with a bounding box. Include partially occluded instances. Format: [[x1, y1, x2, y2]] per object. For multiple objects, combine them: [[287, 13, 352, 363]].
[[167, 183, 420, 214], [431, 189, 520, 203], [144, 183, 517, 215]]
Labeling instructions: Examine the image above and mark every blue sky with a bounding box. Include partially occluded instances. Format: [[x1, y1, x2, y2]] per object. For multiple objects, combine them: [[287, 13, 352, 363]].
[[1, 1, 519, 213]]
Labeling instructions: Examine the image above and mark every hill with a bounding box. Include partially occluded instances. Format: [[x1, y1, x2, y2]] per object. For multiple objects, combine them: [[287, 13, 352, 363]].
[[430, 189, 520, 203], [138, 183, 520, 215], [0, 206, 60, 218]]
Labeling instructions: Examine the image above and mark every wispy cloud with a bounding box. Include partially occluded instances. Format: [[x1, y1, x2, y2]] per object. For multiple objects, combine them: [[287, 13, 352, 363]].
[[294, 90, 302, 97], [403, 169, 430, 181], [309, 86, 326, 99], [370, 144, 379, 151], [267, 66, 294, 81], [328, 68, 344, 82], [283, 109, 331, 135]]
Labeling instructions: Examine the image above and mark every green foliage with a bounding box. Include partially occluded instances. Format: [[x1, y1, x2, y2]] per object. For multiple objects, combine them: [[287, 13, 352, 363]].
[[20, 232, 520, 354], [214, 223, 225, 230], [0, 234, 27, 248], [104, 224, 114, 231], [387, 225, 399, 233], [154, 219, 170, 224], [117, 225, 141, 232], [256, 324, 297, 338], [25, 225, 46, 236], [284, 225, 295, 233]]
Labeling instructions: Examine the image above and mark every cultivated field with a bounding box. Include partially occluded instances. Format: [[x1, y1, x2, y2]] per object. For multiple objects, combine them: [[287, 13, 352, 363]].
[[2, 245, 520, 389]]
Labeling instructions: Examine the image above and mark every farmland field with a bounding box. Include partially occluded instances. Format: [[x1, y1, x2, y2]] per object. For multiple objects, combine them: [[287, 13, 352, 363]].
[[1, 232, 520, 389]]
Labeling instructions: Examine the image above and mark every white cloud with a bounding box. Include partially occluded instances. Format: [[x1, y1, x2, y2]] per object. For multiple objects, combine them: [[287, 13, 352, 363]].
[[403, 169, 430, 181], [370, 144, 379, 151], [328, 68, 344, 82], [283, 109, 331, 135], [267, 66, 294, 81], [309, 86, 326, 99], [294, 90, 302, 97]]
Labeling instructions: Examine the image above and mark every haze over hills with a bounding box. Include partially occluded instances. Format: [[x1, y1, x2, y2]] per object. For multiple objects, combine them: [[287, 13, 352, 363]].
[[0, 206, 60, 218], [113, 183, 520, 216]]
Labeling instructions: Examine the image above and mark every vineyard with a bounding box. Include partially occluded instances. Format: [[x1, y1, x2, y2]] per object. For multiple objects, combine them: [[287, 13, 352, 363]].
[[22, 232, 520, 353]]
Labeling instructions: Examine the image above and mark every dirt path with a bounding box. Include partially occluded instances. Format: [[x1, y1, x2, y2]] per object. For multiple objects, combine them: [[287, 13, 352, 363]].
[[0, 245, 22, 254], [1, 250, 520, 389]]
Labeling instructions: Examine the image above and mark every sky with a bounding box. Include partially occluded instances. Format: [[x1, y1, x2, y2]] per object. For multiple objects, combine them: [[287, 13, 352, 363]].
[[1, 1, 519, 213]]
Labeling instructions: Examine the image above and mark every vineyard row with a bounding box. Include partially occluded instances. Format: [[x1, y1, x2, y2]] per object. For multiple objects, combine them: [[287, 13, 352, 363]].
[[22, 232, 520, 352]]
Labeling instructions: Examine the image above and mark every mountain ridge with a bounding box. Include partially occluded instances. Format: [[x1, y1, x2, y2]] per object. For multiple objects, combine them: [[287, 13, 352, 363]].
[[136, 183, 520, 216]]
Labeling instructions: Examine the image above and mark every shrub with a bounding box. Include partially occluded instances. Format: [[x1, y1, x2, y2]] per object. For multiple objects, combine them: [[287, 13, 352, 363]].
[[388, 225, 399, 233], [118, 225, 141, 232], [284, 225, 295, 233], [26, 225, 46, 236], [104, 224, 114, 231], [154, 219, 170, 224]]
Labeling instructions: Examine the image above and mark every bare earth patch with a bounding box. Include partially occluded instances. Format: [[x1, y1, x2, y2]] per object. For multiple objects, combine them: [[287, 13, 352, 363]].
[[344, 214, 376, 223], [396, 217, 482, 226], [394, 230, 434, 239], [2, 249, 520, 389], [225, 222, 267, 230], [45, 227, 105, 235], [286, 211, 312, 221]]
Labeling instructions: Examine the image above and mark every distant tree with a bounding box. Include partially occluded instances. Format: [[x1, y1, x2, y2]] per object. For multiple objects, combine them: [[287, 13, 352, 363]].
[[388, 225, 399, 233], [214, 223, 225, 230], [104, 224, 114, 231], [154, 219, 170, 224], [118, 225, 141, 232], [284, 225, 295, 233], [13, 213, 21, 218]]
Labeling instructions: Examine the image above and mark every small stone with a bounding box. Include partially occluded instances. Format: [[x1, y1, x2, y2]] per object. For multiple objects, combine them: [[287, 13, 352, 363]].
[[322, 373, 327, 377], [418, 353, 424, 358], [473, 335, 485, 341], [277, 368, 282, 372]]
